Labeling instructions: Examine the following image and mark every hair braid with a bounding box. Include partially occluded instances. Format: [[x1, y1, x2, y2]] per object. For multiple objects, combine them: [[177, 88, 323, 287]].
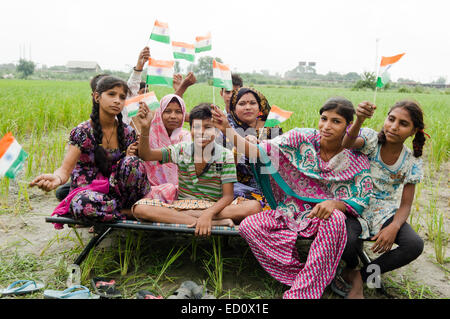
[[90, 99, 112, 176]]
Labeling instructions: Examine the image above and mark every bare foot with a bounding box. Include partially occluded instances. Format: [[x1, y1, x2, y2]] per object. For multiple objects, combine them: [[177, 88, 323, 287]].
[[212, 218, 235, 228], [345, 269, 365, 299]]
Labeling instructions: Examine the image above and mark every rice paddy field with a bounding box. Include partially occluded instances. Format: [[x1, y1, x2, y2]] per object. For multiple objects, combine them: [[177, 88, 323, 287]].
[[0, 79, 449, 299]]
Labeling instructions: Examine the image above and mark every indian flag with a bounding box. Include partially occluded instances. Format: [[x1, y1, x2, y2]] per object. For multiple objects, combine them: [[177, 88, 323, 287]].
[[212, 59, 232, 91], [195, 33, 212, 53], [150, 20, 170, 44], [376, 53, 405, 88], [264, 105, 293, 127], [125, 92, 160, 118], [172, 41, 195, 62], [146, 58, 174, 88], [0, 132, 28, 179]]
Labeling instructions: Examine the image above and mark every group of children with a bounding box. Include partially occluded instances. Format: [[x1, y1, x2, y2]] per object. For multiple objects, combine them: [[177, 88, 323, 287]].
[[29, 46, 428, 299]]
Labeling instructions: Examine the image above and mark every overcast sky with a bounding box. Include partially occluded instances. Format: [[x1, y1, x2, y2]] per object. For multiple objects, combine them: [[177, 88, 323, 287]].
[[1, 0, 449, 83]]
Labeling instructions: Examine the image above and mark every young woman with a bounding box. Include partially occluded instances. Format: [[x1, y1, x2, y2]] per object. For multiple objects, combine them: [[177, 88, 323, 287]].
[[30, 76, 150, 226], [339, 100, 425, 299], [141, 94, 191, 203], [221, 87, 281, 209], [212, 97, 373, 299]]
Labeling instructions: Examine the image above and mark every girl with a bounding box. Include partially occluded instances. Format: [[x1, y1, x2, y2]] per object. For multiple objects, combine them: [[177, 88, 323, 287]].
[[30, 76, 150, 225], [340, 100, 425, 299], [142, 94, 191, 203], [212, 97, 373, 299]]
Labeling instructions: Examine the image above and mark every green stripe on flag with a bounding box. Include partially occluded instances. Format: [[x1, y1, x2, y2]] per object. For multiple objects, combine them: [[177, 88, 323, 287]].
[[376, 76, 384, 88], [213, 78, 232, 91], [195, 45, 212, 53], [173, 52, 195, 62], [146, 75, 173, 88], [264, 119, 281, 128], [150, 33, 170, 44], [127, 109, 138, 118], [5, 148, 28, 179]]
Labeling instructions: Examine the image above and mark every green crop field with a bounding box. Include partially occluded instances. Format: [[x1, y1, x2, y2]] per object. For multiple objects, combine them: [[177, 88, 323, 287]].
[[0, 79, 448, 299]]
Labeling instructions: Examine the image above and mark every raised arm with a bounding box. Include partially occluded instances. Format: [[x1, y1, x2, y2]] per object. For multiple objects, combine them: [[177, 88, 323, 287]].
[[342, 101, 376, 149], [211, 105, 260, 160], [174, 72, 197, 98], [127, 47, 150, 97], [135, 102, 164, 162]]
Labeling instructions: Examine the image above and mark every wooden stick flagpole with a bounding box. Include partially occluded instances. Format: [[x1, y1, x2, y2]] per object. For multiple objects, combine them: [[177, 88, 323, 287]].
[[373, 38, 380, 105]]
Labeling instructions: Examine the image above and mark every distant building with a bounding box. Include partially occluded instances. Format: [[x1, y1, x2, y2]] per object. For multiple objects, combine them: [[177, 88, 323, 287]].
[[66, 61, 101, 73]]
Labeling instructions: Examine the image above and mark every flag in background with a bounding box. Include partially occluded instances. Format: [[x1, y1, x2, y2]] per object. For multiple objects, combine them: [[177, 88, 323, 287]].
[[125, 92, 160, 118], [146, 58, 174, 88], [195, 33, 212, 53], [212, 59, 232, 91], [376, 53, 405, 88], [172, 41, 195, 62], [0, 132, 28, 179], [150, 20, 170, 44], [264, 105, 293, 127]]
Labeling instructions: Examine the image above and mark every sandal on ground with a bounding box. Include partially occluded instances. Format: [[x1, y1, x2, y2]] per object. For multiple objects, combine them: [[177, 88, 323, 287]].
[[0, 280, 44, 296], [136, 290, 163, 299], [198, 285, 216, 299], [331, 275, 352, 298], [44, 285, 99, 299], [167, 283, 194, 299], [91, 277, 122, 299], [180, 281, 203, 299]]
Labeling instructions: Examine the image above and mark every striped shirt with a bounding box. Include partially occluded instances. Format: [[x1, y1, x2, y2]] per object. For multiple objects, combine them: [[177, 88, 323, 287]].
[[161, 141, 237, 202]]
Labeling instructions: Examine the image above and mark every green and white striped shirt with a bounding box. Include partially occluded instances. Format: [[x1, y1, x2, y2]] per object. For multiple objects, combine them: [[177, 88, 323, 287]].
[[161, 141, 237, 202]]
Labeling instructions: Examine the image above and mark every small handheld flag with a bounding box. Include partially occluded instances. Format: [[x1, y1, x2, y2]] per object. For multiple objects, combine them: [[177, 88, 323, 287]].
[[0, 132, 28, 179], [146, 58, 174, 88], [125, 92, 160, 118], [150, 20, 170, 44], [264, 105, 293, 127], [376, 53, 405, 88], [195, 33, 212, 53], [212, 59, 232, 91], [172, 41, 195, 62]]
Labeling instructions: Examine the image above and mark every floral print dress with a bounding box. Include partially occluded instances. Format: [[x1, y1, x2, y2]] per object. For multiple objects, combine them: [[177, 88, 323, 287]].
[[66, 120, 150, 223]]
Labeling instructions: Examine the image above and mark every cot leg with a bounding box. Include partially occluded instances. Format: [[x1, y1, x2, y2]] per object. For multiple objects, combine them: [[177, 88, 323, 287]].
[[73, 226, 113, 265]]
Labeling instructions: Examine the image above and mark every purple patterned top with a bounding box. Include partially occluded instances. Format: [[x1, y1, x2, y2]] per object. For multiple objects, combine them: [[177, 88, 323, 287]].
[[68, 120, 136, 190]]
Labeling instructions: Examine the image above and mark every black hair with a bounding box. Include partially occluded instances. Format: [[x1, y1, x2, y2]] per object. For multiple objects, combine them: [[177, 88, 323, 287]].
[[378, 100, 426, 157], [319, 97, 355, 124], [90, 73, 110, 92], [90, 76, 130, 176], [232, 73, 243, 88], [189, 103, 213, 128], [139, 81, 147, 91]]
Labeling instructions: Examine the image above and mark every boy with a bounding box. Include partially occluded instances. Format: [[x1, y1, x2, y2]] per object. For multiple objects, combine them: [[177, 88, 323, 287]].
[[220, 73, 243, 114], [133, 103, 261, 236]]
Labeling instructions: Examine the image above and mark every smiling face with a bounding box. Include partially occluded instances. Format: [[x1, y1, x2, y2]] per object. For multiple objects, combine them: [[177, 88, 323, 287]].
[[383, 107, 417, 144], [234, 92, 260, 126], [162, 101, 184, 135], [95, 85, 127, 116], [191, 118, 216, 149], [318, 110, 348, 143]]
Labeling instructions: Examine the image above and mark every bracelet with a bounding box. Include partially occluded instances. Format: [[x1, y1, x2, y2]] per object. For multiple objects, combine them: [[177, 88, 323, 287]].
[[55, 174, 63, 185], [133, 67, 143, 72], [346, 125, 361, 139]]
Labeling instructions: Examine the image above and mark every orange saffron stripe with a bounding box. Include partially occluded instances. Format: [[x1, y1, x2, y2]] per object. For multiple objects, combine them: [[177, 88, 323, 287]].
[[380, 53, 405, 67], [0, 132, 15, 159]]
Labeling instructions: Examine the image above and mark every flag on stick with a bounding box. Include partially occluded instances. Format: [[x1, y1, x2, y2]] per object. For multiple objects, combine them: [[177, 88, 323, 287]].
[[125, 92, 160, 118], [172, 41, 195, 62], [195, 33, 212, 53], [212, 59, 232, 91], [0, 132, 28, 179], [149, 20, 170, 44], [376, 53, 405, 88], [264, 105, 293, 127], [146, 58, 174, 88]]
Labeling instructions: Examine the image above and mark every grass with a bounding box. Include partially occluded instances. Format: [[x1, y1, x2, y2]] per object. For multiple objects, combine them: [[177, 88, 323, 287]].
[[0, 79, 449, 299]]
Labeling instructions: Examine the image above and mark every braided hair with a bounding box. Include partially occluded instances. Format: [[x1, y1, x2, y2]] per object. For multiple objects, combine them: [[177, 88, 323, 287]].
[[90, 76, 129, 176], [378, 100, 426, 157]]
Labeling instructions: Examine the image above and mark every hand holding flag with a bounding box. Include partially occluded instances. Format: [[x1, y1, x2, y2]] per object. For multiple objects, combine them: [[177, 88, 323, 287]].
[[264, 105, 293, 127]]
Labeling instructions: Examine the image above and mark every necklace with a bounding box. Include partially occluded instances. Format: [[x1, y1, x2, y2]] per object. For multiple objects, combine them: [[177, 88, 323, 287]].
[[102, 122, 116, 148], [320, 146, 342, 162]]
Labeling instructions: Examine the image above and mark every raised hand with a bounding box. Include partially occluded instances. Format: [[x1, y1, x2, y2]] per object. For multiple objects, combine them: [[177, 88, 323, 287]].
[[136, 46, 150, 71], [356, 101, 376, 122], [182, 72, 197, 88], [173, 73, 183, 91], [211, 104, 230, 134]]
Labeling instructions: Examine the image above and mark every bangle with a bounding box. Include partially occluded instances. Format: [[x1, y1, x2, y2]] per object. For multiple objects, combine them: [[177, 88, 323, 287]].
[[55, 174, 63, 185], [133, 67, 143, 72], [346, 125, 360, 139]]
